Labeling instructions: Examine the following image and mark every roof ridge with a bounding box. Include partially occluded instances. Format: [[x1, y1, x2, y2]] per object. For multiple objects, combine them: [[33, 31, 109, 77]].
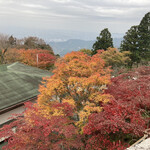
[[7, 62, 20, 68], [7, 70, 49, 78]]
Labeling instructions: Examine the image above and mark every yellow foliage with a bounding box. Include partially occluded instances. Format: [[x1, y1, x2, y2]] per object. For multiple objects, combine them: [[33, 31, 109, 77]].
[[89, 93, 112, 104], [37, 51, 112, 131], [98, 47, 131, 68], [76, 101, 103, 133], [62, 98, 76, 108]]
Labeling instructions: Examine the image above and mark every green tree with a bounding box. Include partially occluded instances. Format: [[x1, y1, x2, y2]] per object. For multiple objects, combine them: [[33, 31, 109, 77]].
[[138, 12, 150, 62], [120, 25, 140, 65], [92, 28, 113, 55], [8, 35, 16, 46]]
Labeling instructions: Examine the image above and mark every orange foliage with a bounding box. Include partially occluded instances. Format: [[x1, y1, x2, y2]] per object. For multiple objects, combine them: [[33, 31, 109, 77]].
[[37, 51, 112, 131], [19, 49, 56, 69], [4, 48, 21, 63], [5, 48, 56, 69]]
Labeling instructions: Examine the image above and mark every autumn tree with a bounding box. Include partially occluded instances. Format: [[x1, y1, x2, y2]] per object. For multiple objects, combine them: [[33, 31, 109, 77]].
[[37, 51, 111, 131], [106, 66, 150, 119], [98, 47, 131, 68], [0, 51, 111, 149], [83, 98, 146, 150], [92, 28, 113, 54], [38, 53, 56, 70], [0, 35, 56, 66], [82, 66, 150, 150], [0, 102, 83, 150], [4, 48, 56, 69], [18, 49, 56, 69], [4, 48, 21, 63]]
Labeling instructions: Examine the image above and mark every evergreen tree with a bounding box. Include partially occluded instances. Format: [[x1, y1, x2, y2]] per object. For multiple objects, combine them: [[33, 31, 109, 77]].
[[138, 12, 150, 61], [92, 28, 113, 55], [8, 35, 16, 46], [120, 25, 140, 65]]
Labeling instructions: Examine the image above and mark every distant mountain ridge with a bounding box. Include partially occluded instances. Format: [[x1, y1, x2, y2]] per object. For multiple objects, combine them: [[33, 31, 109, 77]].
[[50, 38, 123, 56], [50, 39, 94, 56]]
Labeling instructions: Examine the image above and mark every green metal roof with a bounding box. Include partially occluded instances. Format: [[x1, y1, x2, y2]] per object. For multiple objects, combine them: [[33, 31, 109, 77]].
[[0, 62, 53, 111]]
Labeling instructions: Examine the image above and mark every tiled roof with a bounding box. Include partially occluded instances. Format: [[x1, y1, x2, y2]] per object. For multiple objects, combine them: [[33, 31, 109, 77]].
[[0, 62, 52, 111]]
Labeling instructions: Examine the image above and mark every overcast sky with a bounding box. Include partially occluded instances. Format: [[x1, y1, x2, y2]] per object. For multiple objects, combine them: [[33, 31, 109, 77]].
[[0, 0, 149, 40]]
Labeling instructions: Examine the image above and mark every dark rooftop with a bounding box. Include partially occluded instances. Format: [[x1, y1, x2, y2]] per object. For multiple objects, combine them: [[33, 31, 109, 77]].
[[0, 62, 52, 112]]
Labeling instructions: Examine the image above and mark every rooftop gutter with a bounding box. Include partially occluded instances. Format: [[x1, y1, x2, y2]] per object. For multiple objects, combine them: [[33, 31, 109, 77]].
[[0, 96, 37, 115]]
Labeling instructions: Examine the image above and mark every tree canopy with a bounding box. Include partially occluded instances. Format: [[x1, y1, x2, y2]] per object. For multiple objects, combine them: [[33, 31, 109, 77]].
[[23, 36, 53, 52], [98, 48, 131, 68], [138, 12, 150, 61], [121, 12, 150, 65], [120, 25, 140, 65], [5, 48, 56, 70], [92, 28, 113, 54]]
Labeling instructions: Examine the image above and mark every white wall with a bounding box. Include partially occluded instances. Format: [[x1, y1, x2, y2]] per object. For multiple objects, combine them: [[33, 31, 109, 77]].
[[0, 106, 25, 125]]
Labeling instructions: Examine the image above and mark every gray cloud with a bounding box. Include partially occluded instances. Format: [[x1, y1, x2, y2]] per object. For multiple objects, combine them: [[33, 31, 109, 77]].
[[0, 0, 149, 39]]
